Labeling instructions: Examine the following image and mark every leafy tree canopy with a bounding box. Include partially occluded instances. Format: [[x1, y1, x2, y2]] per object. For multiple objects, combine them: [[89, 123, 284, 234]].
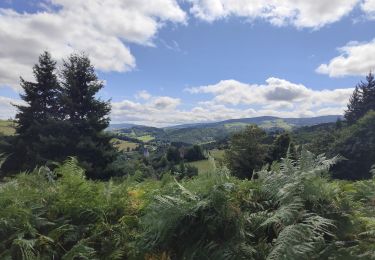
[[225, 125, 268, 179]]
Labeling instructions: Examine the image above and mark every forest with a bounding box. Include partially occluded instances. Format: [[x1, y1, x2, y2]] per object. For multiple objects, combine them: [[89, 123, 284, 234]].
[[0, 52, 374, 259]]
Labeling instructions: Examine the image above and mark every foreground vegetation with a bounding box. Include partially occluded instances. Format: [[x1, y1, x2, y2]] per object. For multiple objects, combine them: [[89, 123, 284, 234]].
[[1, 151, 374, 259]]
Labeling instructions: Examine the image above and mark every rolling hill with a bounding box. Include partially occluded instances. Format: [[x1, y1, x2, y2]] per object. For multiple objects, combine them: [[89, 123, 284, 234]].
[[109, 115, 342, 144]]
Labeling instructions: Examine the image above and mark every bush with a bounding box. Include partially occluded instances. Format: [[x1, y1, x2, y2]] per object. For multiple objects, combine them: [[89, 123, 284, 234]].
[[332, 111, 375, 180], [1, 152, 374, 259], [0, 158, 156, 259], [140, 149, 375, 259]]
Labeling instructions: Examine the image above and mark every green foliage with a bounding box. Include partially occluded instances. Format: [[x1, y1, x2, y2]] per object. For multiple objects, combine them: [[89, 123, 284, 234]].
[[0, 158, 148, 259], [184, 145, 206, 162], [345, 72, 375, 124], [0, 151, 374, 259], [140, 149, 375, 259], [4, 52, 61, 173], [166, 146, 181, 163], [3, 52, 117, 179], [332, 110, 375, 180], [57, 54, 116, 179], [225, 125, 268, 179], [267, 132, 295, 162]]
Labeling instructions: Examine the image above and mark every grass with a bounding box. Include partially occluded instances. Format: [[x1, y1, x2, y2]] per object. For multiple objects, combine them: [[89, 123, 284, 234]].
[[260, 119, 293, 131], [137, 135, 154, 142], [187, 149, 226, 174], [0, 120, 16, 136], [187, 159, 215, 174], [210, 149, 225, 160], [224, 122, 248, 128], [111, 138, 139, 152]]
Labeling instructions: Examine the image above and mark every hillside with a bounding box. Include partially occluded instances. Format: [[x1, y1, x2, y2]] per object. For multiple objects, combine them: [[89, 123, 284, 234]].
[[110, 115, 342, 144]]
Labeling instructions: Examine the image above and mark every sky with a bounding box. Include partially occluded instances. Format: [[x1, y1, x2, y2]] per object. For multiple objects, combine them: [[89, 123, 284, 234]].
[[0, 0, 375, 126]]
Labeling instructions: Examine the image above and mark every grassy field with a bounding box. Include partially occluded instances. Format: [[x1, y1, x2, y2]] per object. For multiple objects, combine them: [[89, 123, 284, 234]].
[[111, 138, 139, 152], [224, 122, 248, 128], [187, 149, 226, 174], [210, 149, 225, 160], [188, 159, 215, 174], [137, 135, 154, 142], [0, 120, 16, 136], [260, 119, 293, 131]]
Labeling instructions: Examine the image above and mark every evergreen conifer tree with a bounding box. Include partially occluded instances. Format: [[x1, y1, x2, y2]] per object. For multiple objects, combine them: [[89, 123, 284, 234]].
[[5, 52, 60, 171], [59, 54, 116, 179], [345, 72, 375, 124], [361, 72, 375, 111]]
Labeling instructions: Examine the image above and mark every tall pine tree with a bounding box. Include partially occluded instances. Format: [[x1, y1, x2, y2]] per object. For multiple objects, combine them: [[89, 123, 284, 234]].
[[59, 54, 116, 179], [345, 72, 375, 124], [361, 72, 375, 112], [4, 52, 61, 172]]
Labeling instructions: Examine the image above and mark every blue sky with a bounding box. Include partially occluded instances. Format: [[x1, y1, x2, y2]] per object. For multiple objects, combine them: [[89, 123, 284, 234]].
[[1, 0, 375, 126]]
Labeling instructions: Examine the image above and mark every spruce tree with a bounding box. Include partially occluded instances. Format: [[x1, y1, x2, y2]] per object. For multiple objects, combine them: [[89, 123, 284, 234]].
[[59, 54, 116, 179], [345, 72, 375, 124], [361, 72, 375, 112], [4, 52, 61, 172], [345, 86, 362, 124]]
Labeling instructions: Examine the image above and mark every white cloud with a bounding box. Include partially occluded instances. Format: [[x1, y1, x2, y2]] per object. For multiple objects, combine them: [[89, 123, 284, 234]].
[[135, 90, 152, 100], [0, 0, 186, 90], [362, 0, 375, 18], [150, 96, 181, 110], [110, 77, 353, 126], [0, 96, 24, 120], [186, 77, 352, 106], [185, 77, 353, 119], [1, 76, 353, 126], [111, 95, 183, 126], [188, 0, 360, 28], [316, 39, 375, 77]]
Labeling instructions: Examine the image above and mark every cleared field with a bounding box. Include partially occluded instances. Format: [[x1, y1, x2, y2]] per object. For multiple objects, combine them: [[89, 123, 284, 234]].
[[187, 159, 215, 174], [260, 119, 293, 131], [188, 149, 226, 174], [0, 120, 16, 136], [137, 135, 154, 142], [111, 138, 139, 152], [210, 149, 225, 160]]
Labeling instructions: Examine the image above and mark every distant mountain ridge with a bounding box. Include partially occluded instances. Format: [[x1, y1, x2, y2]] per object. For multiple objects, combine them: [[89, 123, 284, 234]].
[[110, 115, 342, 131], [108, 115, 343, 144]]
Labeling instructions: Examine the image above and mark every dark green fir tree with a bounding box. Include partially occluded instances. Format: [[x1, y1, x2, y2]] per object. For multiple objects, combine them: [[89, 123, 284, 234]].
[[4, 52, 61, 172], [59, 54, 116, 179], [345, 72, 375, 124]]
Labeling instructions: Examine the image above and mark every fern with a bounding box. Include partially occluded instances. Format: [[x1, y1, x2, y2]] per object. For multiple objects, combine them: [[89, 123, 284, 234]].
[[0, 151, 374, 259]]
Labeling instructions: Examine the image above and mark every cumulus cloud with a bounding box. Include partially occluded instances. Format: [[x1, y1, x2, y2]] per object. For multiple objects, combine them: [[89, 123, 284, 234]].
[[1, 76, 353, 126], [185, 77, 353, 119], [111, 95, 183, 125], [316, 39, 375, 77], [109, 77, 353, 126], [0, 0, 186, 90], [186, 77, 352, 105], [188, 0, 360, 28]]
